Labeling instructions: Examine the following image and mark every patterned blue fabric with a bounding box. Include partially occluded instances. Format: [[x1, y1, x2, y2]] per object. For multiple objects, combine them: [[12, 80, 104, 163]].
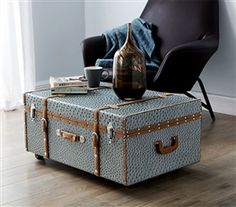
[[95, 18, 160, 70], [25, 89, 201, 185]]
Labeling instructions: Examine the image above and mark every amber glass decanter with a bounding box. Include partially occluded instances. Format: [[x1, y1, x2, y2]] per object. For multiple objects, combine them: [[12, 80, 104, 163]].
[[112, 23, 146, 100]]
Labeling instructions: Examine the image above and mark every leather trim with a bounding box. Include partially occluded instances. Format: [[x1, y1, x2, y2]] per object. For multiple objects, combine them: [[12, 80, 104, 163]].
[[41, 95, 65, 159], [127, 99, 198, 117], [123, 138, 128, 185], [23, 93, 28, 151], [24, 106, 201, 139], [93, 109, 101, 176], [125, 113, 201, 138], [42, 98, 49, 158]]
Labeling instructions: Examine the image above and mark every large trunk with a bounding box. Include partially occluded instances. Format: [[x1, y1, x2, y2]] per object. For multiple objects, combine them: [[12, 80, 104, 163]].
[[24, 88, 201, 186]]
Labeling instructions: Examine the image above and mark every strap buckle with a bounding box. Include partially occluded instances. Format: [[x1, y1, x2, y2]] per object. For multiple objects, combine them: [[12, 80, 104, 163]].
[[41, 118, 47, 132]]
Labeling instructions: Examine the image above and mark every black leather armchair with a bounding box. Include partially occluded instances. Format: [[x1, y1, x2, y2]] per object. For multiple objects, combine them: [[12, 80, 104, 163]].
[[81, 0, 219, 120]]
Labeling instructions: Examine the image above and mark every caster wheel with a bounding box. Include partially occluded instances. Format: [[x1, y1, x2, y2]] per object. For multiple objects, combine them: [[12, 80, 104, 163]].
[[35, 154, 45, 160]]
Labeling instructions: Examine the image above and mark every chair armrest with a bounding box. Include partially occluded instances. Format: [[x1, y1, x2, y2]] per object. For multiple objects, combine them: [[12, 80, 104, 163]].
[[166, 35, 218, 55], [152, 35, 219, 92], [81, 35, 106, 66]]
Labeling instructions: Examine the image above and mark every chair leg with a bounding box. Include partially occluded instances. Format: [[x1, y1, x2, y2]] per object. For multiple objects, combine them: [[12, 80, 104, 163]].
[[184, 79, 215, 121], [197, 78, 215, 121]]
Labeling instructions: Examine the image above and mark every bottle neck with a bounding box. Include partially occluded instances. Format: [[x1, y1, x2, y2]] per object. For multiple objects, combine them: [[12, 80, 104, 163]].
[[125, 23, 133, 44]]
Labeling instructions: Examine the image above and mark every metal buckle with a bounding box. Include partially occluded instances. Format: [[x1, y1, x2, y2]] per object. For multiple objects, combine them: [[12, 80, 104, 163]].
[[79, 136, 86, 143], [41, 118, 47, 132], [92, 132, 98, 140]]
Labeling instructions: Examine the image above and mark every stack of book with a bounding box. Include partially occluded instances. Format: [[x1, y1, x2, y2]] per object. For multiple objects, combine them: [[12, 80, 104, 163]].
[[49, 75, 88, 95]]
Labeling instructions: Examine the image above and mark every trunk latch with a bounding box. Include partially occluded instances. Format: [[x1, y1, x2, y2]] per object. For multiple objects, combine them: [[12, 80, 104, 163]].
[[107, 122, 114, 144], [30, 103, 36, 120]]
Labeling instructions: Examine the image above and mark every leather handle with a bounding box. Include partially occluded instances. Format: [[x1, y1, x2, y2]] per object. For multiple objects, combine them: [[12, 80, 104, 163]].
[[56, 129, 79, 142], [155, 136, 179, 154]]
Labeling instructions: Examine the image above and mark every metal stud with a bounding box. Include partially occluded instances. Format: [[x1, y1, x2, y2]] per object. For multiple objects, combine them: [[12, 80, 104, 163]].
[[56, 129, 61, 136], [148, 126, 151, 129], [177, 122, 179, 125], [167, 124, 170, 127], [80, 136, 85, 143]]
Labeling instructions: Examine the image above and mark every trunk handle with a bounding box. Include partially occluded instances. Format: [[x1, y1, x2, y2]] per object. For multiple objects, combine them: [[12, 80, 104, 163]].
[[155, 136, 179, 154], [56, 129, 85, 143]]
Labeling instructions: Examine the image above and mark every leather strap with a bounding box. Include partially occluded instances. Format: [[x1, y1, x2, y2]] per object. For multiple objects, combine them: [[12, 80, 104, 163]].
[[42, 95, 65, 158]]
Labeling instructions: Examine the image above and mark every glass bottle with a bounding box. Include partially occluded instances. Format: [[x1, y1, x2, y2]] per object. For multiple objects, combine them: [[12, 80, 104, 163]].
[[112, 23, 146, 100]]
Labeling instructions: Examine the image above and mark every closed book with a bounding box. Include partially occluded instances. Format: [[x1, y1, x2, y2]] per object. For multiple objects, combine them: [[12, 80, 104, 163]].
[[51, 85, 88, 90], [51, 86, 88, 95], [50, 76, 87, 88]]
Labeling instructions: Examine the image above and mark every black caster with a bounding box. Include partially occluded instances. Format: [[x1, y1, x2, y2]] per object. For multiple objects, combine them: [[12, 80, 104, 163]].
[[35, 154, 45, 161]]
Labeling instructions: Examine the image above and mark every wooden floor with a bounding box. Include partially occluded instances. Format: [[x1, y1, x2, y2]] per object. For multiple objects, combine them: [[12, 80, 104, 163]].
[[1, 108, 236, 207]]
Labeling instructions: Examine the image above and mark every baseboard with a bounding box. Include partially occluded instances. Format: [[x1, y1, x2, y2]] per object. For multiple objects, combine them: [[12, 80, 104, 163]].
[[191, 91, 236, 116], [36, 80, 49, 90]]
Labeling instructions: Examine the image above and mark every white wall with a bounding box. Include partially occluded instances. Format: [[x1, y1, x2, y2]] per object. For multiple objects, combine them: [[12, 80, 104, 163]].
[[194, 0, 236, 98], [84, 0, 147, 37], [32, 1, 85, 85]]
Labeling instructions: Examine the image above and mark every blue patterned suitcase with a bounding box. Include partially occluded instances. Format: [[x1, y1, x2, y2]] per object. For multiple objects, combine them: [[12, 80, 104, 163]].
[[24, 88, 202, 186]]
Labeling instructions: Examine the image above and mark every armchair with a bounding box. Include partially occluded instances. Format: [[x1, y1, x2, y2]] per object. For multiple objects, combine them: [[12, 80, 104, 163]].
[[81, 0, 219, 121]]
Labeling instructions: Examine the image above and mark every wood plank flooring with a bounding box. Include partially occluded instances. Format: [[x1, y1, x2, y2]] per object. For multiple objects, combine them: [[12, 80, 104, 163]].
[[1, 108, 236, 207]]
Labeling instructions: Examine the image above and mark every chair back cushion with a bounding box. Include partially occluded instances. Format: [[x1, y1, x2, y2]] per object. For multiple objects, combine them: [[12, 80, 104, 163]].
[[141, 0, 219, 59]]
